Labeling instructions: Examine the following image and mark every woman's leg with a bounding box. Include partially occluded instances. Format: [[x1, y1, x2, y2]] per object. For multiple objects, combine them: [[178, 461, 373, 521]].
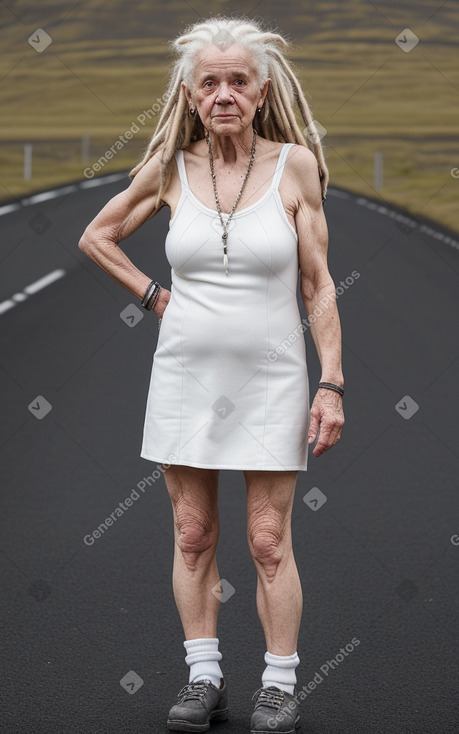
[[244, 469, 302, 656], [162, 463, 221, 639]]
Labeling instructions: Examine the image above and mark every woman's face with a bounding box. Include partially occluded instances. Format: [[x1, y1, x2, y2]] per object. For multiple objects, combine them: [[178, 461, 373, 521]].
[[184, 44, 269, 136]]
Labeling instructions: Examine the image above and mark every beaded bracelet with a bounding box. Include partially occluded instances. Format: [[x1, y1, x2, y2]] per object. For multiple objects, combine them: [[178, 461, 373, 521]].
[[318, 381, 344, 397]]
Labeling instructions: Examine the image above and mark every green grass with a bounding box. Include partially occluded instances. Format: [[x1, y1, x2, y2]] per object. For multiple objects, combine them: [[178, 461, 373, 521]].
[[1, 1, 458, 232]]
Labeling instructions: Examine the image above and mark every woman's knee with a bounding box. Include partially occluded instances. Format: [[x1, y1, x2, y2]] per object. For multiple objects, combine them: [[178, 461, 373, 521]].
[[245, 473, 296, 575], [174, 500, 219, 556], [247, 509, 290, 580], [164, 465, 220, 565]]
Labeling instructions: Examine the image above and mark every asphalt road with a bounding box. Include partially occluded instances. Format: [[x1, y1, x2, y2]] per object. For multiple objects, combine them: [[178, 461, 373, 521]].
[[1, 172, 459, 734]]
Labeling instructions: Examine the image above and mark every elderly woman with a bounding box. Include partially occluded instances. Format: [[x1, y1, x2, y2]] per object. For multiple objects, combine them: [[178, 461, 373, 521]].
[[79, 16, 344, 734]]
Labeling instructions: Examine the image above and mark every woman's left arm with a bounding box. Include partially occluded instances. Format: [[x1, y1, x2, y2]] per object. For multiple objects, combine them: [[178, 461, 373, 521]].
[[290, 146, 345, 457]]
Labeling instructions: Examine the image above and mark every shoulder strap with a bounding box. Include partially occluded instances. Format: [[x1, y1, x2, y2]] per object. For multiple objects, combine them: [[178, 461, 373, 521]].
[[175, 149, 189, 188], [272, 143, 294, 189]]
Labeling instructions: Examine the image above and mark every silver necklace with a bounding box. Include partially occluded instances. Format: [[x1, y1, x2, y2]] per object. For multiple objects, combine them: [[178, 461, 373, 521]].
[[206, 128, 257, 276]]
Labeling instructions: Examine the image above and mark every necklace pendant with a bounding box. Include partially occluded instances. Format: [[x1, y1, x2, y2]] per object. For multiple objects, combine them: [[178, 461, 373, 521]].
[[207, 127, 256, 281]]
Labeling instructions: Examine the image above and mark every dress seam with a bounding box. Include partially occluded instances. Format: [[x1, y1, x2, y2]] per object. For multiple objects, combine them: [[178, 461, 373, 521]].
[[176, 292, 193, 462], [258, 209, 272, 469], [273, 189, 298, 241]]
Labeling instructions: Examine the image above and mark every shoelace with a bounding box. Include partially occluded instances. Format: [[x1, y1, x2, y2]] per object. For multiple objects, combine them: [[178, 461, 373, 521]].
[[252, 686, 285, 709], [176, 679, 211, 703]]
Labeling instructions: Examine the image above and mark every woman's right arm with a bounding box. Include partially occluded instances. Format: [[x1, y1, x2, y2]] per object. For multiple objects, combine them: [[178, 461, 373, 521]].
[[78, 150, 170, 315]]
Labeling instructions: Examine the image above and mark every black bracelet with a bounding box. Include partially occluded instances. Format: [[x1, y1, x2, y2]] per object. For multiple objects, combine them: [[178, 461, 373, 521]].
[[145, 284, 161, 311], [141, 280, 161, 310], [318, 381, 344, 397], [140, 280, 155, 307]]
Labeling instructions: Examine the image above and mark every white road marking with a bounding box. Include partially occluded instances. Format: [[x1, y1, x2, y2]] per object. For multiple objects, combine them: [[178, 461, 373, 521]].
[[354, 195, 459, 249], [0, 172, 127, 215], [0, 203, 20, 216], [328, 189, 350, 199], [0, 300, 16, 315], [0, 172, 128, 316], [0, 269, 66, 316], [80, 173, 126, 189], [24, 269, 66, 294]]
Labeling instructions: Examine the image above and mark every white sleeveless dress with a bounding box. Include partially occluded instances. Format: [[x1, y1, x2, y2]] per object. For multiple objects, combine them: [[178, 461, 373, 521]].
[[140, 143, 310, 470]]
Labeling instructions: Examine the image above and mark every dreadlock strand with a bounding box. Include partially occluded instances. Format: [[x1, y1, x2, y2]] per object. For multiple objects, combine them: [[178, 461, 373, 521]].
[[266, 75, 296, 142], [267, 50, 329, 197], [293, 79, 329, 197]]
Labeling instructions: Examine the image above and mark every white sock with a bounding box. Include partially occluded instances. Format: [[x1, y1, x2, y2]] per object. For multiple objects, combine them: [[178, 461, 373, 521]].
[[262, 650, 300, 695], [184, 637, 223, 689]]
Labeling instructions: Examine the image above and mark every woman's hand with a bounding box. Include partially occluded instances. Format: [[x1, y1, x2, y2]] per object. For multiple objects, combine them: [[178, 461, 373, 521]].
[[152, 287, 171, 319], [308, 387, 345, 457]]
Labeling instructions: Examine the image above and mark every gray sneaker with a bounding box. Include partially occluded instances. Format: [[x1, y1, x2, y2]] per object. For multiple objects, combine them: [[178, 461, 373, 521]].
[[250, 686, 300, 733], [167, 677, 228, 731]]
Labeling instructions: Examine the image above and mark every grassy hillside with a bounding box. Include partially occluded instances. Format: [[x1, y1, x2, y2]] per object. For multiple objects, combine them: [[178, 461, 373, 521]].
[[1, 0, 458, 231]]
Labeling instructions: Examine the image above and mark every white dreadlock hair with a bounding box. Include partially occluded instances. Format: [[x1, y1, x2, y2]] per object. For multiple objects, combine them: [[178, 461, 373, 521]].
[[129, 15, 329, 206]]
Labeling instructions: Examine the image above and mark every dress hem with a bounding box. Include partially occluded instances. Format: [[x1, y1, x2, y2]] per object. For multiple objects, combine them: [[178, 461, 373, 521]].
[[140, 451, 308, 471]]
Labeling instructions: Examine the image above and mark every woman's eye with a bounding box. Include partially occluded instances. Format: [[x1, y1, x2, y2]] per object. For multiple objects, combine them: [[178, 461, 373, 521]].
[[234, 79, 245, 86]]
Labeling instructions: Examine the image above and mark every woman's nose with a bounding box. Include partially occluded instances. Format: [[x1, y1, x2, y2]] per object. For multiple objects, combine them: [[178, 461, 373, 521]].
[[215, 83, 234, 104]]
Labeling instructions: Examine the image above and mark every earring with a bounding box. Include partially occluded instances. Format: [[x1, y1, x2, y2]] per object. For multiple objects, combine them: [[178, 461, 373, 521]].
[[189, 106, 195, 116], [257, 108, 261, 113]]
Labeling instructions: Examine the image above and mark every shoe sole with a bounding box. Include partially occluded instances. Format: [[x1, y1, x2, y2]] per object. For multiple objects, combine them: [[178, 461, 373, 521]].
[[167, 707, 228, 731], [250, 712, 301, 734]]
